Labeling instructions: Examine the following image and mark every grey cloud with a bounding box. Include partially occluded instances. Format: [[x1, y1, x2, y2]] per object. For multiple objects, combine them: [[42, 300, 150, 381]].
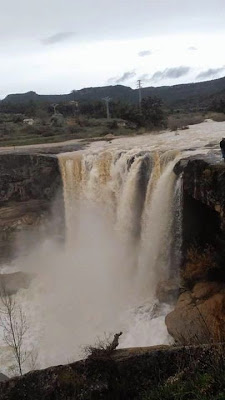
[[41, 32, 75, 45], [197, 67, 225, 79], [151, 66, 190, 82], [138, 74, 151, 82], [1, 0, 225, 95], [188, 46, 197, 51], [115, 71, 136, 83], [138, 50, 152, 57], [1, 0, 225, 46]]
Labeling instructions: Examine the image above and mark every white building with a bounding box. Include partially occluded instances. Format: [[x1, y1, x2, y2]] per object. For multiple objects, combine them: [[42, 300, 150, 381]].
[[23, 118, 34, 126]]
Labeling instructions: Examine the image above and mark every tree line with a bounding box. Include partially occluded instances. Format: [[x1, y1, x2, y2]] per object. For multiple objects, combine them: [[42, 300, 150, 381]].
[[0, 96, 167, 129]]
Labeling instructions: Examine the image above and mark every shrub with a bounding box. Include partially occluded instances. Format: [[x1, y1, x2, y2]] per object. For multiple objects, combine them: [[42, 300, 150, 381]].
[[141, 96, 166, 128], [84, 332, 123, 360], [142, 344, 225, 400]]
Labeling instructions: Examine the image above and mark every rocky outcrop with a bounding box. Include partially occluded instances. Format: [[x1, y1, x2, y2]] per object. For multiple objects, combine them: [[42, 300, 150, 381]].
[[167, 157, 225, 344], [0, 344, 219, 400], [166, 282, 225, 344], [0, 153, 63, 262], [174, 156, 225, 225], [0, 153, 61, 204]]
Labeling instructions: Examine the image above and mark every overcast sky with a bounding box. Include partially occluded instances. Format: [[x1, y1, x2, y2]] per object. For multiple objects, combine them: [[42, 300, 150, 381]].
[[1, 0, 225, 97]]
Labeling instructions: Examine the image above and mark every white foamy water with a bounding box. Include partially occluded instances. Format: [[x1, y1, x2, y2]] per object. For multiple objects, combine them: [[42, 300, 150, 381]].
[[88, 119, 225, 155], [0, 120, 224, 374]]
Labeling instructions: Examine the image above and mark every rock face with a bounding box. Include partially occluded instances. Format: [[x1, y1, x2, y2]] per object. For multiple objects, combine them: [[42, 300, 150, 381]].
[[166, 282, 225, 344], [0, 153, 61, 204], [167, 157, 225, 344], [0, 153, 63, 262], [0, 345, 218, 400], [156, 279, 180, 304], [174, 156, 225, 223]]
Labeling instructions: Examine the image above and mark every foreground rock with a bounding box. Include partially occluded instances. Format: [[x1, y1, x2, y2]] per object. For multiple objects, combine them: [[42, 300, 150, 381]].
[[0, 345, 220, 400]]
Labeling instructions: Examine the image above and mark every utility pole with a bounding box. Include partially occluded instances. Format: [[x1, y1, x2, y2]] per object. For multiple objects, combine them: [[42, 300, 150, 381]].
[[103, 97, 111, 119], [137, 80, 142, 113], [51, 103, 59, 115]]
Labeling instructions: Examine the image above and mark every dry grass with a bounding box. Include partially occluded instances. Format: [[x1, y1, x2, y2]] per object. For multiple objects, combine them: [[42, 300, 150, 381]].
[[206, 112, 225, 122], [167, 114, 205, 131]]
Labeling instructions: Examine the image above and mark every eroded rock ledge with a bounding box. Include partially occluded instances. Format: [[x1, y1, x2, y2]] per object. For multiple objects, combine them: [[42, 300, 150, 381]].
[[0, 153, 61, 203], [166, 157, 225, 344], [0, 344, 219, 400], [0, 153, 63, 262], [174, 156, 225, 221]]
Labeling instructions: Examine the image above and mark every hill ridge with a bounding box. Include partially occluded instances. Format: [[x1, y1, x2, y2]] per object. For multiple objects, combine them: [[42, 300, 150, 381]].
[[3, 76, 225, 108]]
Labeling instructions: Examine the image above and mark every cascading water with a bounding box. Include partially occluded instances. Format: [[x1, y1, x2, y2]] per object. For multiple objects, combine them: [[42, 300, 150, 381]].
[[58, 148, 181, 349], [172, 174, 184, 276], [0, 147, 184, 376]]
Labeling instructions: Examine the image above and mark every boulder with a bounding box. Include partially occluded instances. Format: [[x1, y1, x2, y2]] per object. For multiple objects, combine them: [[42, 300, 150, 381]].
[[166, 281, 225, 344]]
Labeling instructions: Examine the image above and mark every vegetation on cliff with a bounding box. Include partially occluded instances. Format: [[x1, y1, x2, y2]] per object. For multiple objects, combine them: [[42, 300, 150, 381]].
[[1, 344, 225, 399]]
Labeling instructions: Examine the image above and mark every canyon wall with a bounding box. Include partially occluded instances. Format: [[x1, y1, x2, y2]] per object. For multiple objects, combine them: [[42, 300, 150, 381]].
[[166, 157, 225, 344], [0, 153, 63, 262]]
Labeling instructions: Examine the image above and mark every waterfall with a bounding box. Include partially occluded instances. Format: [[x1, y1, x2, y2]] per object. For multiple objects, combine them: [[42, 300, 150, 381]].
[[172, 174, 183, 276], [137, 157, 178, 299], [0, 146, 183, 374], [2, 120, 225, 374], [57, 148, 182, 350]]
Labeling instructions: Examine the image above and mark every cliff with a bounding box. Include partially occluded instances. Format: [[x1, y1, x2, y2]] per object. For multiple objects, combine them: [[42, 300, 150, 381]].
[[0, 153, 63, 262], [174, 156, 225, 219], [166, 157, 225, 344]]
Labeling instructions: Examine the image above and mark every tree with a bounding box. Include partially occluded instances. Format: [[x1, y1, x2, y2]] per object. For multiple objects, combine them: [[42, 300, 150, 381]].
[[141, 96, 166, 128], [0, 285, 29, 376], [36, 109, 49, 125]]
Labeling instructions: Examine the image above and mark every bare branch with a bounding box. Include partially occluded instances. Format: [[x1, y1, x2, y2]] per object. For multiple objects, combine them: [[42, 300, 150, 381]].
[[0, 282, 30, 376]]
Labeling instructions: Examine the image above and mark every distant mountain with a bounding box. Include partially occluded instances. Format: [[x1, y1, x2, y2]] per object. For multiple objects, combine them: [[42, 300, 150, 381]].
[[2, 86, 134, 105], [3, 77, 225, 109]]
